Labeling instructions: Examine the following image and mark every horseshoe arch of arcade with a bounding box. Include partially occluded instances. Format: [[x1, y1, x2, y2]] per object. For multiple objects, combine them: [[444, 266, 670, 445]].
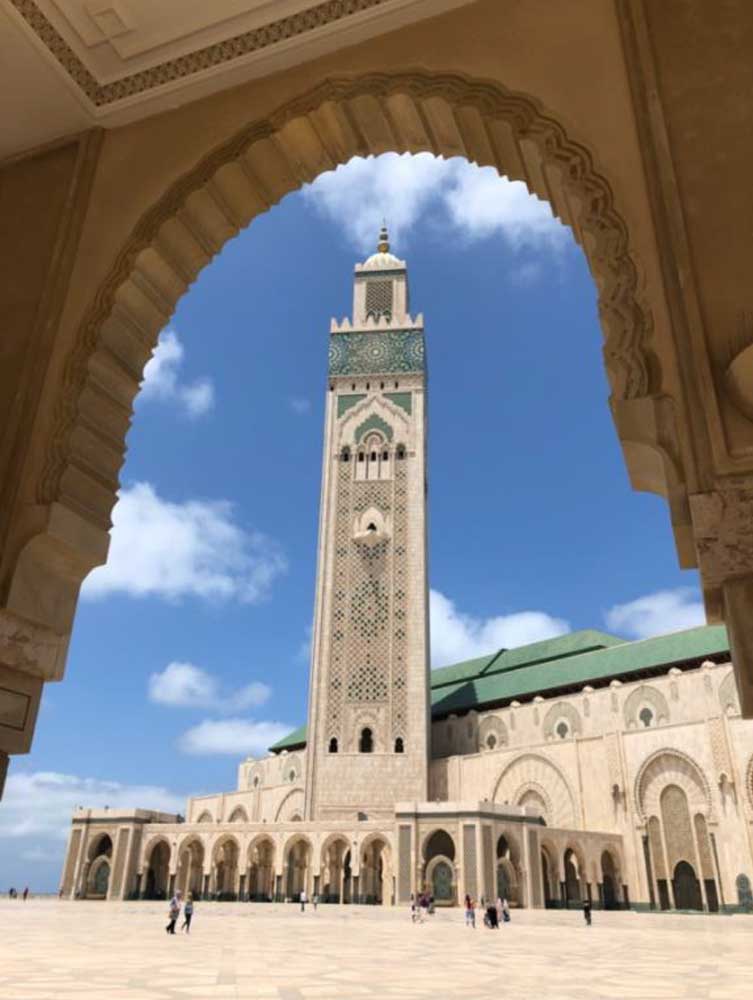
[[62, 237, 753, 912]]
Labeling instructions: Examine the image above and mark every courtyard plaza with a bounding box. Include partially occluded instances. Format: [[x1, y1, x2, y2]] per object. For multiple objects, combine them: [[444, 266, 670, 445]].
[[0, 900, 749, 1000]]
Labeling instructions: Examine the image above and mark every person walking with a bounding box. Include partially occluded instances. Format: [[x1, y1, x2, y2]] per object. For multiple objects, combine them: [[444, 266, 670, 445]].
[[419, 893, 429, 923], [312, 892, 319, 912], [166, 890, 182, 935], [583, 898, 592, 926], [300, 888, 307, 913], [181, 893, 194, 933], [464, 894, 475, 928], [22, 887, 29, 901], [502, 898, 511, 923]]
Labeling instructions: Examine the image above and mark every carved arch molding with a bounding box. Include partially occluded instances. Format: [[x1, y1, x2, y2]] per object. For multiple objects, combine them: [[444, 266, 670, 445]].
[[39, 70, 658, 552]]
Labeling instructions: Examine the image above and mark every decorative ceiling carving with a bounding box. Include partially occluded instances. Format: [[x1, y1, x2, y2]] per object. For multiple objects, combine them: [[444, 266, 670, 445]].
[[8, 0, 391, 106]]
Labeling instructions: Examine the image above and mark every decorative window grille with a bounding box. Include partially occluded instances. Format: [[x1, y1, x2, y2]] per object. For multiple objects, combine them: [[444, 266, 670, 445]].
[[365, 279, 393, 319]]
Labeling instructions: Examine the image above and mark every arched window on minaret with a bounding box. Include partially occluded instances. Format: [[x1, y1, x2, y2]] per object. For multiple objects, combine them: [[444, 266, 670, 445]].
[[394, 737, 404, 754], [328, 737, 338, 753], [359, 728, 374, 753], [340, 446, 350, 463], [355, 432, 391, 482]]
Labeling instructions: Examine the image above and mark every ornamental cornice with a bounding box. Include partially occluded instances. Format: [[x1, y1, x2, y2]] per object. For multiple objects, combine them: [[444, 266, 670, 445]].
[[8, 0, 392, 108]]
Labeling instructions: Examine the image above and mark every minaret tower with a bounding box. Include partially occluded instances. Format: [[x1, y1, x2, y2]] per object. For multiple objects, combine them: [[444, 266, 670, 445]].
[[303, 227, 430, 822]]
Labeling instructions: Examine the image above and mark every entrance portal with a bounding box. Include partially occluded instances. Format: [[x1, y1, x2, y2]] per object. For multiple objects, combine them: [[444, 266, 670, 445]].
[[432, 861, 454, 903], [673, 861, 703, 911]]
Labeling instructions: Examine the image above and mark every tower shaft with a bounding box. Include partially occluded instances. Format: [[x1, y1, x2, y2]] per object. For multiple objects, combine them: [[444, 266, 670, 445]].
[[304, 236, 430, 821]]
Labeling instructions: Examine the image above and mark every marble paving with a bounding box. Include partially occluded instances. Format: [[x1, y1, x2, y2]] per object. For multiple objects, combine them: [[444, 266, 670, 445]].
[[0, 900, 750, 999]]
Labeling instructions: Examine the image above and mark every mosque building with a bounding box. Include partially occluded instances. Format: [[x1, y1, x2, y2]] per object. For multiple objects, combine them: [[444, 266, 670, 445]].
[[61, 233, 753, 913]]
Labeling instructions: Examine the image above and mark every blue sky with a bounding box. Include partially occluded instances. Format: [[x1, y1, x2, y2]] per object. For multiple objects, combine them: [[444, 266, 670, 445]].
[[0, 154, 704, 891]]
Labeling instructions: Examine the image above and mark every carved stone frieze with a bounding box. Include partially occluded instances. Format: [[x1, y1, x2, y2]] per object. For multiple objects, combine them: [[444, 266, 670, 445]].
[[0, 610, 65, 681], [9, 0, 392, 107], [689, 486, 753, 586]]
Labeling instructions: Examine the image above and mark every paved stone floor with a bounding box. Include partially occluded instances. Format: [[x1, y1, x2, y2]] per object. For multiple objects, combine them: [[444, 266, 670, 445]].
[[1, 900, 751, 999]]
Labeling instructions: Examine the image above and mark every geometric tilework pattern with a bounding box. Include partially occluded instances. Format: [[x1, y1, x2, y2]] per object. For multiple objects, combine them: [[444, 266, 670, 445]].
[[462, 824, 477, 900], [329, 330, 425, 376]]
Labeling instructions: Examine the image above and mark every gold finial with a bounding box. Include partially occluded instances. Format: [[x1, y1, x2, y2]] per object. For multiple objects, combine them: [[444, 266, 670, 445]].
[[377, 222, 389, 253]]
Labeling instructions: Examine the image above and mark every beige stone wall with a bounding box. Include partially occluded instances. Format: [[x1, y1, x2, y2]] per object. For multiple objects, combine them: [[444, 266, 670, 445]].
[[433, 659, 753, 908]]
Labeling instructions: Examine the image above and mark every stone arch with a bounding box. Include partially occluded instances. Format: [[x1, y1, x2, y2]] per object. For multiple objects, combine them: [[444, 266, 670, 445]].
[[623, 684, 670, 729], [211, 834, 241, 898], [87, 855, 111, 898], [600, 847, 622, 908], [563, 842, 587, 904], [542, 701, 582, 741], [176, 835, 206, 897], [87, 832, 113, 863], [320, 834, 352, 903], [360, 833, 392, 905], [142, 837, 171, 899], [247, 834, 276, 901], [283, 833, 313, 900], [493, 753, 577, 828], [33, 71, 658, 645], [196, 810, 213, 823], [350, 710, 381, 753], [141, 834, 172, 871], [228, 805, 248, 823], [478, 714, 508, 753], [275, 787, 304, 822], [539, 839, 559, 905], [516, 782, 552, 824], [635, 749, 712, 822], [421, 828, 456, 863], [719, 670, 741, 717], [495, 831, 523, 907]]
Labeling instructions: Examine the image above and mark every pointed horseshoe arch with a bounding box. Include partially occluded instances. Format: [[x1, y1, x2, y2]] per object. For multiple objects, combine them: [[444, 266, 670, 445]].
[[34, 70, 658, 612]]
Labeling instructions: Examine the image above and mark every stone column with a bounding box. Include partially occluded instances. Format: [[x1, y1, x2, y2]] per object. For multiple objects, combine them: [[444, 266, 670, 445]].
[[690, 487, 753, 717]]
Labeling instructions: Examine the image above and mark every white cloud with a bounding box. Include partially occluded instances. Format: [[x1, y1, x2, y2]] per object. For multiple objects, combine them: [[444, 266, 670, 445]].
[[82, 481, 287, 604], [178, 718, 291, 756], [289, 396, 311, 415], [604, 588, 705, 640], [0, 770, 183, 846], [140, 329, 214, 418], [430, 589, 569, 668], [148, 661, 271, 713], [302, 153, 568, 259]]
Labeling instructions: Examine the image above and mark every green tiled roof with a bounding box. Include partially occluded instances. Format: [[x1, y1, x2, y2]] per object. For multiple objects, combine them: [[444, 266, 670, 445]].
[[270, 723, 307, 752], [430, 629, 625, 691], [269, 624, 730, 752]]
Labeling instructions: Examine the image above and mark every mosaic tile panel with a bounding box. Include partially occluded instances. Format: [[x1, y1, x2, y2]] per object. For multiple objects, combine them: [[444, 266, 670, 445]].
[[329, 330, 425, 376]]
